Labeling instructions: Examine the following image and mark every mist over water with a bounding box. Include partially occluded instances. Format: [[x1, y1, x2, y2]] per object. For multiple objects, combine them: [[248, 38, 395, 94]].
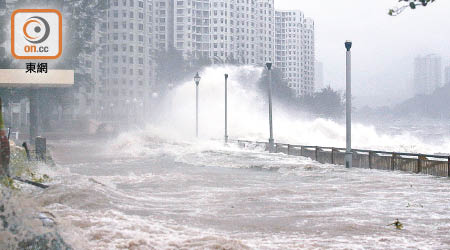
[[143, 65, 450, 155]]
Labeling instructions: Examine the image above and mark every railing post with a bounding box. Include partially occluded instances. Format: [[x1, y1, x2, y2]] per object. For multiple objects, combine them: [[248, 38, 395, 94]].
[[391, 153, 396, 171], [287, 144, 291, 155], [315, 147, 319, 161], [447, 156, 450, 178], [368, 151, 373, 169], [300, 146, 304, 157], [331, 148, 335, 164], [417, 154, 422, 174]]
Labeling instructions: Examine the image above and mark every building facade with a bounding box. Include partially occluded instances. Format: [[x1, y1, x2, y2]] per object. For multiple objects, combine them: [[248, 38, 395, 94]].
[[163, 0, 276, 64], [414, 54, 442, 95], [88, 0, 156, 121], [91, 0, 314, 119], [275, 10, 315, 96]]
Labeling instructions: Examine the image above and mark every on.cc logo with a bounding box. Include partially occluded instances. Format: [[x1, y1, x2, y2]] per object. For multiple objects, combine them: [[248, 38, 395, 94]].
[[23, 16, 51, 44], [11, 9, 62, 60]]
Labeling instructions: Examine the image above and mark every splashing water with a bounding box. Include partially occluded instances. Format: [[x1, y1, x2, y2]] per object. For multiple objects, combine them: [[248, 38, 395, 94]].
[[135, 65, 450, 155]]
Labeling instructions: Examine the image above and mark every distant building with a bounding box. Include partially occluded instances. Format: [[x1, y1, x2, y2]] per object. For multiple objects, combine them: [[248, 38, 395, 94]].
[[414, 54, 442, 95], [275, 10, 315, 96], [445, 65, 450, 84], [157, 0, 275, 65], [17, 0, 312, 122], [89, 0, 156, 120], [315, 61, 323, 91]]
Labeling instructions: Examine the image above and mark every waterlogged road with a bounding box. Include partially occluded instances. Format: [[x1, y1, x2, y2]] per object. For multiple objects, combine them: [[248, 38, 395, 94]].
[[42, 137, 450, 249]]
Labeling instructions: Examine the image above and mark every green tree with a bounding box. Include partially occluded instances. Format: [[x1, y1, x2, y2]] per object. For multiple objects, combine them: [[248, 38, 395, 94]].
[[300, 86, 345, 119], [155, 46, 187, 93], [258, 68, 296, 103], [189, 55, 212, 77], [389, 0, 436, 16]]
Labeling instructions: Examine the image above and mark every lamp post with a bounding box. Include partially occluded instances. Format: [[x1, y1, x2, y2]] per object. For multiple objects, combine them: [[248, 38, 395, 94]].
[[266, 62, 275, 153], [345, 40, 352, 168], [194, 72, 201, 138], [224, 73, 228, 144]]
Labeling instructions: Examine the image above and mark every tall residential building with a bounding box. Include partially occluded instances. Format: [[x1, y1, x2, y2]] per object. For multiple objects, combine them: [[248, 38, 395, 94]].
[[162, 0, 275, 64], [93, 0, 155, 120], [255, 0, 275, 65], [210, 0, 232, 62], [445, 65, 450, 85], [154, 0, 174, 51], [275, 10, 315, 96], [414, 54, 442, 95], [302, 17, 315, 94], [174, 0, 210, 59]]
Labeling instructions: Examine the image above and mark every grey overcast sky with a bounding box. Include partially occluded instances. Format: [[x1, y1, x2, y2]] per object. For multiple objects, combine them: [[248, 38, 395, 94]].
[[275, 0, 450, 108]]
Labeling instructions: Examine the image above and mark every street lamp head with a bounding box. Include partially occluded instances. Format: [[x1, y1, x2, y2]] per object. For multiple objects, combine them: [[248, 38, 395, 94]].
[[194, 72, 201, 85], [225, 74, 228, 79], [345, 40, 352, 51], [266, 62, 272, 70]]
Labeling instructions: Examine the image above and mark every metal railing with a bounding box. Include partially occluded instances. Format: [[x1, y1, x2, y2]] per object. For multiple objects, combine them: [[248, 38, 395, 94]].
[[231, 139, 450, 178]]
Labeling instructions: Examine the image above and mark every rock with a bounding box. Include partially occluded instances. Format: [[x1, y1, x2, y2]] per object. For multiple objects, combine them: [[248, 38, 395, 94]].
[[17, 232, 73, 250]]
